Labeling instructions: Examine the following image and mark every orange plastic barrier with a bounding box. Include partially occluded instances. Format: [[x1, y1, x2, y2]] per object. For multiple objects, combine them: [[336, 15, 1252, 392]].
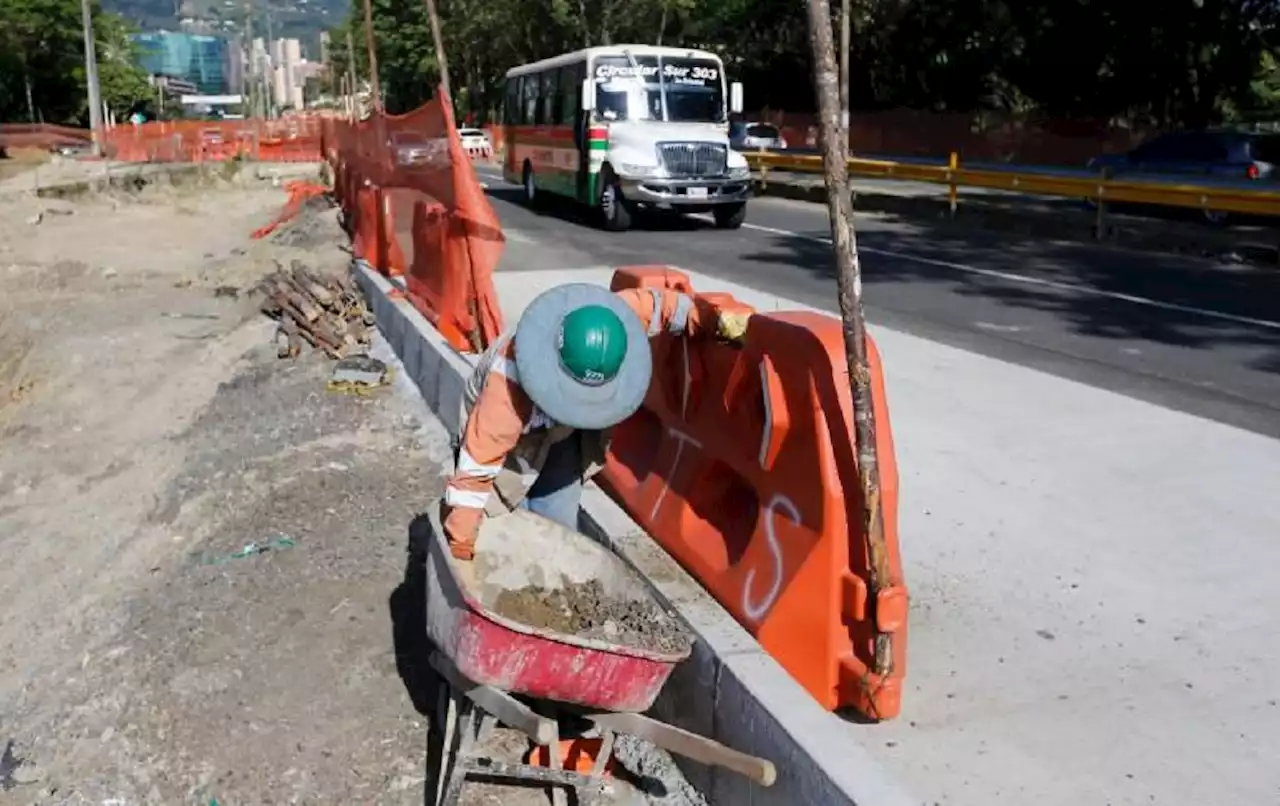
[[250, 180, 328, 240], [327, 88, 505, 352], [601, 267, 908, 720]]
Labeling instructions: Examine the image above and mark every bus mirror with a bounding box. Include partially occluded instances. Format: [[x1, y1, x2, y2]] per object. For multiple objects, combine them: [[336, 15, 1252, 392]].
[[730, 82, 744, 114], [582, 79, 596, 111]]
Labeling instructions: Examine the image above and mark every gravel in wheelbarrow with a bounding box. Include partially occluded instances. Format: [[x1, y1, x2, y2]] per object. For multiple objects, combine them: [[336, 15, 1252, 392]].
[[462, 511, 694, 657], [423, 504, 695, 712]]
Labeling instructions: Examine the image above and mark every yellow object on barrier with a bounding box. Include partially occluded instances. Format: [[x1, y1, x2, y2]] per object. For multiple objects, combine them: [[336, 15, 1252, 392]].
[[745, 152, 1280, 218]]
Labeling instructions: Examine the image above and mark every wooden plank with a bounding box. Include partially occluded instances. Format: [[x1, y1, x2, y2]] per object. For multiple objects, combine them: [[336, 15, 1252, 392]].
[[586, 712, 776, 787]]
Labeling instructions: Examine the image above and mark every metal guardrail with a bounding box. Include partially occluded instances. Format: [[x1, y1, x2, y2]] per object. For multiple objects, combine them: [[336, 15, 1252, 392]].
[[746, 151, 1280, 218]]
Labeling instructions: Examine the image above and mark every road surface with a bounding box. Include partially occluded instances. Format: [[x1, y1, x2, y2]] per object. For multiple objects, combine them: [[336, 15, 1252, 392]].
[[471, 165, 1280, 439]]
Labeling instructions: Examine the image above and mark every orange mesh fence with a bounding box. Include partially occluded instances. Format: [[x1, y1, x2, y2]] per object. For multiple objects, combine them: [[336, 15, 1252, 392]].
[[328, 90, 505, 352], [101, 116, 328, 163]]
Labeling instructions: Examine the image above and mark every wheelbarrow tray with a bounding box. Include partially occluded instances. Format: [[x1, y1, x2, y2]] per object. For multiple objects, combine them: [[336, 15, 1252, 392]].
[[423, 504, 692, 713]]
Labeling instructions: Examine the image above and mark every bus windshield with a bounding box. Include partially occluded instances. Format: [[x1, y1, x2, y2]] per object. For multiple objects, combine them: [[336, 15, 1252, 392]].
[[593, 54, 725, 124]]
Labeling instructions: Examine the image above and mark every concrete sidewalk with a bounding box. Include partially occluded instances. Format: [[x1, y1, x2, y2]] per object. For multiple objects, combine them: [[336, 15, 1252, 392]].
[[486, 267, 1280, 805]]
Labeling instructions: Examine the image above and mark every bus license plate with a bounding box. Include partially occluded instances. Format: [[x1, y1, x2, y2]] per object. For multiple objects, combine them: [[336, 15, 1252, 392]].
[[687, 187, 708, 199]]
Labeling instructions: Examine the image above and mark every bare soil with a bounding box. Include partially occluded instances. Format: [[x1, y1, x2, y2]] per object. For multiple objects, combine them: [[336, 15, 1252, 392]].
[[0, 176, 705, 806], [492, 580, 692, 656]]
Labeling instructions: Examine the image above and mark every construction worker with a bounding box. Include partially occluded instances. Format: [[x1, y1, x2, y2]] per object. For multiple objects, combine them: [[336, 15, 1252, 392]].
[[442, 282, 750, 560]]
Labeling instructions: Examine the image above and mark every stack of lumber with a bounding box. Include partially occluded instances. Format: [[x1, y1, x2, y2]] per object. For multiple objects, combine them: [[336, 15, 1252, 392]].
[[257, 261, 373, 359]]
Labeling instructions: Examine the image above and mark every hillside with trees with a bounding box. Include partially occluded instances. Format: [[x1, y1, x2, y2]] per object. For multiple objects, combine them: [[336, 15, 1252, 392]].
[[325, 0, 1280, 132]]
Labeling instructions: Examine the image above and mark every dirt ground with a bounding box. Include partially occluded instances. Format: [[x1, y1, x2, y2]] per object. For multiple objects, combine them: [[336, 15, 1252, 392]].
[[0, 149, 51, 184], [0, 175, 705, 806]]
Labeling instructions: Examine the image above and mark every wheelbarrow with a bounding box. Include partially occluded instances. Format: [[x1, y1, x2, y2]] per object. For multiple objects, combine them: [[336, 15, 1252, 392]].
[[421, 503, 777, 805]]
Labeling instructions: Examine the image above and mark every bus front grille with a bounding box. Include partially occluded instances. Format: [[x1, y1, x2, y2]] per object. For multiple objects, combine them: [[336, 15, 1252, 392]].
[[658, 142, 727, 178]]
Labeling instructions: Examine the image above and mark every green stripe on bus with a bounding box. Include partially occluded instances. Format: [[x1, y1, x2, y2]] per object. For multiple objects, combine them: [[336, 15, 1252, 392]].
[[588, 140, 607, 151]]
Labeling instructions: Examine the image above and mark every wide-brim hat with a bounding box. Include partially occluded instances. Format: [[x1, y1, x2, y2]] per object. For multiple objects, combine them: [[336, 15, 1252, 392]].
[[513, 283, 652, 430]]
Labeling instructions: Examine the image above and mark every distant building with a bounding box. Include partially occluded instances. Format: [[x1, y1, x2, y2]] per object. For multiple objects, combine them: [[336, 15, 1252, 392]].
[[131, 31, 233, 96]]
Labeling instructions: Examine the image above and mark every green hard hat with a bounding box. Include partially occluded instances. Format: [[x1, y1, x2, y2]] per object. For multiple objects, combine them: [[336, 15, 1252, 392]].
[[557, 305, 628, 387]]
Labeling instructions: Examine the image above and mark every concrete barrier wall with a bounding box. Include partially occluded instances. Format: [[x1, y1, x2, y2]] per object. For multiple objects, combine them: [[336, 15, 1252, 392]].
[[354, 261, 919, 806]]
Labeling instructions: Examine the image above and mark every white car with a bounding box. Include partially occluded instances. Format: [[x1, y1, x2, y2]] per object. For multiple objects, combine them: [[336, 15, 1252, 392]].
[[458, 128, 492, 156]]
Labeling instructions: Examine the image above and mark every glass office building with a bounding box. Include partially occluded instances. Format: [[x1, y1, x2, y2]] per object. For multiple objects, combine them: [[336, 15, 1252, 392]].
[[131, 32, 233, 95]]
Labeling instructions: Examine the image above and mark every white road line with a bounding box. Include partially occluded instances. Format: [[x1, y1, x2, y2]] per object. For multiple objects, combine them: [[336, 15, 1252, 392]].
[[735, 220, 1280, 332]]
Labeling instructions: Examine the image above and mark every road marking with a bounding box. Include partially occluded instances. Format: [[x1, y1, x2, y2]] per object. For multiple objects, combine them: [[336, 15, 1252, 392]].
[[974, 321, 1025, 333], [503, 229, 538, 244], [734, 220, 1280, 332]]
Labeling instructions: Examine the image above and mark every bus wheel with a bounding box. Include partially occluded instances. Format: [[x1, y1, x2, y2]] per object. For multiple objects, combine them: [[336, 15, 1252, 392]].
[[522, 162, 538, 207], [600, 171, 632, 232], [713, 202, 747, 230]]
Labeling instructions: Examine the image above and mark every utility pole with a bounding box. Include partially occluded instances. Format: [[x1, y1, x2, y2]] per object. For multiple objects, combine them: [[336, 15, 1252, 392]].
[[839, 0, 850, 150], [359, 0, 381, 111], [345, 28, 358, 120], [79, 0, 104, 155], [264, 4, 275, 117], [245, 0, 257, 118], [421, 0, 451, 104], [802, 0, 894, 689]]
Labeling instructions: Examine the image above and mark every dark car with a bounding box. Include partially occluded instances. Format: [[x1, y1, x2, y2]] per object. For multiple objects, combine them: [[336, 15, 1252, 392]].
[[730, 121, 787, 151], [1088, 130, 1280, 222], [1089, 130, 1280, 180]]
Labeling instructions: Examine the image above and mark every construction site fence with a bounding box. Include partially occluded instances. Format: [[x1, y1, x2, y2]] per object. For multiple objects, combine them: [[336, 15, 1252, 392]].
[[749, 151, 1280, 219], [103, 117, 331, 163], [321, 91, 505, 352], [0, 123, 93, 150]]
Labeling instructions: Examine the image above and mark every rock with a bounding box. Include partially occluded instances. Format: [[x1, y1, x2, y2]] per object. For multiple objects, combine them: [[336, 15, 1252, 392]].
[[101, 267, 118, 279], [10, 761, 44, 785]]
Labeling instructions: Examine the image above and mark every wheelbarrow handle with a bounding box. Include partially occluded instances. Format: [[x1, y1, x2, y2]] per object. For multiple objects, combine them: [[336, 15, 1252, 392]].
[[587, 712, 777, 787]]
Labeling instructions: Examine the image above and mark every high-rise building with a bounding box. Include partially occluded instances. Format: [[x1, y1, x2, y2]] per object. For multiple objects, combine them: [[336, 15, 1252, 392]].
[[131, 32, 232, 95], [224, 35, 245, 95]]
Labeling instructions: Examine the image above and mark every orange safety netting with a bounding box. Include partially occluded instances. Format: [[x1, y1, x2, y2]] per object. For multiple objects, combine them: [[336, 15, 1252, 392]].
[[323, 89, 505, 352], [102, 115, 329, 163], [250, 180, 329, 240]]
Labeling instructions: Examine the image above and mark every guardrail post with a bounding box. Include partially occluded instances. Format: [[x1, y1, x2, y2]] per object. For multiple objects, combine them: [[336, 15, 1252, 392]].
[[758, 147, 769, 190], [1093, 166, 1111, 240], [947, 151, 958, 218]]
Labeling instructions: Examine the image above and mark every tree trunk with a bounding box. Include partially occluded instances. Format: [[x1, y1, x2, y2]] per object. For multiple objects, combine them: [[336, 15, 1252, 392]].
[[360, 0, 382, 112], [802, 0, 894, 681], [839, 0, 850, 147], [421, 0, 451, 104]]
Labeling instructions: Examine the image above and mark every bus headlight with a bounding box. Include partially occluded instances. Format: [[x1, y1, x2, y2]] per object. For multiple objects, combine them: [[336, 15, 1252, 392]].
[[728, 164, 751, 179], [618, 162, 662, 178]]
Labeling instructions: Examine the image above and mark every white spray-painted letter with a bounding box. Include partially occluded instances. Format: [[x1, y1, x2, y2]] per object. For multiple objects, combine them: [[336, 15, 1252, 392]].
[[742, 493, 799, 622]]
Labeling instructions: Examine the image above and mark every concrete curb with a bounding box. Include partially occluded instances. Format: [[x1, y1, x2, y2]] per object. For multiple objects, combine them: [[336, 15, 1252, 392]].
[[753, 173, 1280, 265], [354, 262, 920, 806]]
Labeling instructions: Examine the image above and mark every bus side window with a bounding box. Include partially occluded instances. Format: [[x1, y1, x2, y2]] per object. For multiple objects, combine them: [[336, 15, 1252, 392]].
[[523, 73, 538, 124], [505, 77, 522, 125], [540, 71, 558, 126], [558, 65, 578, 125]]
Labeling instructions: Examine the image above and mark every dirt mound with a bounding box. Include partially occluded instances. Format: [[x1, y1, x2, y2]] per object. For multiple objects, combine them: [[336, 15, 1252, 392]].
[[492, 579, 692, 656], [269, 194, 337, 249]]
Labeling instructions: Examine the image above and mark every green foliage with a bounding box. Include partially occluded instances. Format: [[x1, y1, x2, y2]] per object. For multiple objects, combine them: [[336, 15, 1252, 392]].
[[332, 0, 1280, 127], [0, 0, 153, 124]]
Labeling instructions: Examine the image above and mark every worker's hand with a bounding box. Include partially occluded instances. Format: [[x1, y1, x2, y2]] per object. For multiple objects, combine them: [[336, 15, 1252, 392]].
[[715, 310, 752, 345], [441, 501, 483, 561]]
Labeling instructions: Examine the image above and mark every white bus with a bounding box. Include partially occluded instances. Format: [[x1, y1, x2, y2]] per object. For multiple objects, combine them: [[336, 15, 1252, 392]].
[[501, 45, 750, 231]]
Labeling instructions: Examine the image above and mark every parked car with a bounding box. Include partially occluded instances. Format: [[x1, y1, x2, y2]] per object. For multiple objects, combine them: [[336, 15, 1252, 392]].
[[729, 120, 787, 151], [1087, 130, 1280, 223], [457, 127, 492, 156]]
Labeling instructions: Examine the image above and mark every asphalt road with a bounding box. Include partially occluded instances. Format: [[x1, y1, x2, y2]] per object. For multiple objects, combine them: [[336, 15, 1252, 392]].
[[469, 166, 1280, 438]]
